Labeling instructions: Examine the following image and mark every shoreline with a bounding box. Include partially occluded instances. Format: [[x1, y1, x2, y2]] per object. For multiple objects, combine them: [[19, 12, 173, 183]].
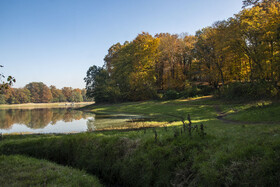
[[0, 102, 95, 109]]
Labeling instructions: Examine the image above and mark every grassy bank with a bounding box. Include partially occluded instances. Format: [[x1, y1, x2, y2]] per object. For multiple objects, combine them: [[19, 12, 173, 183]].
[[0, 155, 102, 186], [224, 102, 280, 122], [1, 96, 280, 186]]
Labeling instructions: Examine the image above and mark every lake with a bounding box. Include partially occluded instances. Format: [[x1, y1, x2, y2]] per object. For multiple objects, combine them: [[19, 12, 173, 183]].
[[0, 108, 144, 134]]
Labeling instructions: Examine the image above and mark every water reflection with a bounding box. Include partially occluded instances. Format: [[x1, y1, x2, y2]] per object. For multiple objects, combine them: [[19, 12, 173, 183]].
[[0, 108, 94, 134], [0, 108, 147, 134], [0, 108, 92, 130], [87, 119, 96, 132], [88, 114, 148, 130]]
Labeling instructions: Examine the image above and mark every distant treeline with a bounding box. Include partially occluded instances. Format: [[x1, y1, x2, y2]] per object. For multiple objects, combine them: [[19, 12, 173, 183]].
[[0, 82, 93, 104], [85, 0, 280, 103]]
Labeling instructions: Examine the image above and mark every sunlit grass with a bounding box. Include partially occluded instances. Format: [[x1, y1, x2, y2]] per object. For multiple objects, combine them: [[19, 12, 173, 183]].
[[85, 96, 217, 124]]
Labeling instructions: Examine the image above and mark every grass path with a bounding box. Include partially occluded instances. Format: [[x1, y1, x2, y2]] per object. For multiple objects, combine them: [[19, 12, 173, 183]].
[[215, 103, 280, 125]]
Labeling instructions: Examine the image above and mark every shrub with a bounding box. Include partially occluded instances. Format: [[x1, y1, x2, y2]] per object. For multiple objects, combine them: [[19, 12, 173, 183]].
[[163, 90, 179, 100], [217, 81, 279, 100], [197, 85, 215, 96], [179, 86, 214, 99]]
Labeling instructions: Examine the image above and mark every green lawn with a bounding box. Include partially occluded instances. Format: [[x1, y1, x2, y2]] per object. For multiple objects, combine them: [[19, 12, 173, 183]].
[[1, 96, 280, 186]]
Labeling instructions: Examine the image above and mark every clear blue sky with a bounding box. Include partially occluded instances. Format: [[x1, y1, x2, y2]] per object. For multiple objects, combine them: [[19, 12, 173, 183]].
[[0, 0, 243, 89]]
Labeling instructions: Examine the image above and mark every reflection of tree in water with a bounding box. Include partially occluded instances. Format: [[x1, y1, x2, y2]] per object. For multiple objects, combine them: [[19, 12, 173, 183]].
[[64, 109, 89, 122], [90, 114, 147, 130], [27, 109, 53, 129], [0, 110, 13, 129], [90, 115, 133, 130], [63, 109, 82, 122], [86, 117, 96, 132], [14, 109, 32, 125], [51, 108, 65, 125], [0, 108, 93, 130]]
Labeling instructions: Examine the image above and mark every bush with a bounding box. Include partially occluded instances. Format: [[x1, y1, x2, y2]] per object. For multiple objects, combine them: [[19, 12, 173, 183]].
[[197, 85, 215, 96], [179, 86, 214, 99], [163, 90, 179, 100], [217, 81, 279, 100]]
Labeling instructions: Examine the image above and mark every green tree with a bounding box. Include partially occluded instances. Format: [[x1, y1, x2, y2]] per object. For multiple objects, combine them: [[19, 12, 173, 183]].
[[104, 32, 160, 100], [104, 41, 134, 100], [84, 65, 120, 103], [81, 89, 90, 101], [72, 89, 83, 102], [50, 86, 66, 102]]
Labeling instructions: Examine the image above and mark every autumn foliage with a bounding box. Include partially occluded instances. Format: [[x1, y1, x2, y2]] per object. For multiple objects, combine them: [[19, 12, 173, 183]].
[[85, 0, 280, 103], [0, 82, 90, 104]]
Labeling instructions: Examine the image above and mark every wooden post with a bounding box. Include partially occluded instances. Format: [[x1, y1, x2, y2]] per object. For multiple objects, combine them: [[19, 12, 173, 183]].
[[173, 127, 178, 138], [187, 114, 192, 125], [200, 123, 205, 137], [188, 114, 192, 136], [153, 128, 157, 142]]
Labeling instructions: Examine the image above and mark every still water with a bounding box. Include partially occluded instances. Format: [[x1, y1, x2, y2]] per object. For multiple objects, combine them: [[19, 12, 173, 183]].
[[0, 108, 142, 134]]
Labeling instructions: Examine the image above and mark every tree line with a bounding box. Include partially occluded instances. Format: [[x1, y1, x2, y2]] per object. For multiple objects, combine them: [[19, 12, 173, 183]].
[[0, 82, 92, 104], [85, 0, 280, 103]]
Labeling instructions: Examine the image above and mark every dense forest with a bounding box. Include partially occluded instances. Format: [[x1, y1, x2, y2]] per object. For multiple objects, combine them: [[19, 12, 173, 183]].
[[0, 82, 91, 104], [85, 0, 280, 103]]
